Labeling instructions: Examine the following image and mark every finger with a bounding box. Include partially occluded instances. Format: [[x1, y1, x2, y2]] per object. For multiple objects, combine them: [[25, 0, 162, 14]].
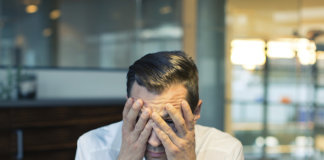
[[123, 98, 134, 118], [124, 99, 143, 130], [137, 120, 153, 145], [132, 108, 151, 138], [181, 100, 194, 130], [165, 104, 187, 137], [151, 112, 180, 144], [152, 123, 176, 151]]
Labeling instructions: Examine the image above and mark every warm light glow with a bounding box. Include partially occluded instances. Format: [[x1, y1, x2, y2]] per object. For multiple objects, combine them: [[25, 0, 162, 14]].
[[231, 39, 266, 69], [267, 40, 295, 59], [267, 38, 317, 65], [50, 10, 61, 20], [231, 38, 317, 67], [242, 64, 256, 70], [26, 5, 38, 14], [43, 28, 52, 37], [296, 39, 317, 65], [317, 51, 324, 60], [160, 6, 172, 14]]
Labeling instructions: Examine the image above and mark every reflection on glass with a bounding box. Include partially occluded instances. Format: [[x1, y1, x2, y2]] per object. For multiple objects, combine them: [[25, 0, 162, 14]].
[[0, 0, 183, 68]]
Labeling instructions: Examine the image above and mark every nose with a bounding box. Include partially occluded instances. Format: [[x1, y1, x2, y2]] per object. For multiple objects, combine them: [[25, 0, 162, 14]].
[[148, 130, 162, 147]]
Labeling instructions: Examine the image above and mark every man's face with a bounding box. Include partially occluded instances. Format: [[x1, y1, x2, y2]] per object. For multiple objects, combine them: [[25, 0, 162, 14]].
[[130, 82, 188, 160]]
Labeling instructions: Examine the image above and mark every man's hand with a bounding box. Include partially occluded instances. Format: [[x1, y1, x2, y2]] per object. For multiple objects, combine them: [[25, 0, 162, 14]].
[[151, 100, 196, 160], [118, 98, 153, 160]]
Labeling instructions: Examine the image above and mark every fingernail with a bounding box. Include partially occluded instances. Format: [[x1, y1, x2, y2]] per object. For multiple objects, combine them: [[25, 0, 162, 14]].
[[143, 109, 149, 116], [152, 112, 158, 118], [127, 98, 132, 103], [149, 121, 153, 127], [182, 100, 186, 106], [136, 99, 142, 106], [133, 101, 140, 109]]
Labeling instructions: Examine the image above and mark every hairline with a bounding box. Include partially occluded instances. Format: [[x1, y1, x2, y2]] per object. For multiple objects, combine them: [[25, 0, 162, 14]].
[[129, 80, 194, 111]]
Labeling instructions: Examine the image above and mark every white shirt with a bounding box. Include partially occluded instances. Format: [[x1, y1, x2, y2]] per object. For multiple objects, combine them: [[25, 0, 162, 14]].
[[75, 121, 244, 160]]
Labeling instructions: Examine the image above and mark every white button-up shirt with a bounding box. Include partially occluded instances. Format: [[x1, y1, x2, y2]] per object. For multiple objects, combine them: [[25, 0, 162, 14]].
[[75, 121, 244, 160]]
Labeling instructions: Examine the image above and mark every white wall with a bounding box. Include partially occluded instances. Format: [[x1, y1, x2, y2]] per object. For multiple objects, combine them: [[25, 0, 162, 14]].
[[0, 68, 127, 99]]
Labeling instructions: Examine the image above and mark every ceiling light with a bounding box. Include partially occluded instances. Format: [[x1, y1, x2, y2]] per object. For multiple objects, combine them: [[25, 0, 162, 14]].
[[50, 10, 61, 20], [267, 40, 295, 59], [231, 39, 266, 68], [26, 5, 38, 14]]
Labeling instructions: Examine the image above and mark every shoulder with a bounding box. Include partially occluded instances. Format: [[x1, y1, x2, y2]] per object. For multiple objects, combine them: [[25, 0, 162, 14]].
[[195, 124, 242, 146], [195, 125, 244, 160], [76, 121, 123, 159]]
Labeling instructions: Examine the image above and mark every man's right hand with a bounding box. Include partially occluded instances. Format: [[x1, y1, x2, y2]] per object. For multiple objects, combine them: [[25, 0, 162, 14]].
[[118, 98, 152, 160]]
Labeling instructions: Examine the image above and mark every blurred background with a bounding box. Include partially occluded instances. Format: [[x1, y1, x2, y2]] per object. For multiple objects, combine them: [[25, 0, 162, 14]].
[[0, 0, 324, 159]]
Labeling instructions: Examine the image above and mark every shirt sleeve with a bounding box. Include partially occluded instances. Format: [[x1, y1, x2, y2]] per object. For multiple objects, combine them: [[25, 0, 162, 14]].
[[75, 136, 89, 160], [229, 141, 244, 160], [75, 133, 120, 160]]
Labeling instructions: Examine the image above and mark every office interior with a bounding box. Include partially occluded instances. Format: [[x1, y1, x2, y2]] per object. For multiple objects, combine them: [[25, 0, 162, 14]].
[[0, 0, 324, 159]]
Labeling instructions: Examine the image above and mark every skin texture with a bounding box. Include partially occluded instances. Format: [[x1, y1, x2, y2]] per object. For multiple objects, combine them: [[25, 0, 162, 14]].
[[118, 98, 153, 160], [118, 82, 202, 160]]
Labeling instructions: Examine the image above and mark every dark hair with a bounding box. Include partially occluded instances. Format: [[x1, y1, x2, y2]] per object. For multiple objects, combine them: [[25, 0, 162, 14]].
[[127, 51, 199, 112]]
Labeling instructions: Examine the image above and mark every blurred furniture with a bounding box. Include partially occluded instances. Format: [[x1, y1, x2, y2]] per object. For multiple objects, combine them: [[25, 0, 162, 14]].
[[0, 98, 125, 160]]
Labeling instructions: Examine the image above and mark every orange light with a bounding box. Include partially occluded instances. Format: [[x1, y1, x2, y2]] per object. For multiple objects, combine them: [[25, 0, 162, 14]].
[[26, 5, 38, 14], [50, 10, 61, 20], [280, 96, 292, 104], [43, 28, 52, 37]]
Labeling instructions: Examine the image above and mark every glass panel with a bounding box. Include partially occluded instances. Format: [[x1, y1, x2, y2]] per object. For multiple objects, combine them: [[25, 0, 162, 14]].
[[231, 66, 264, 103], [228, 0, 324, 159], [231, 66, 264, 159], [0, 0, 183, 68], [137, 0, 182, 57]]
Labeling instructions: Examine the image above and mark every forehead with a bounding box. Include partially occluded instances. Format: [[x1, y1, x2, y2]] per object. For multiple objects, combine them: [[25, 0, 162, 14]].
[[130, 82, 187, 114]]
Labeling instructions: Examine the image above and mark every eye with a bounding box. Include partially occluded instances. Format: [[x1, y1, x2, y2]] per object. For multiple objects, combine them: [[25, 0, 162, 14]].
[[165, 119, 177, 132], [165, 119, 174, 124]]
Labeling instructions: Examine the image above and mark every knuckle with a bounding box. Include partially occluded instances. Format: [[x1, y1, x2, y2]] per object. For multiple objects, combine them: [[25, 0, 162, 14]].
[[142, 125, 150, 133], [178, 142, 185, 149], [178, 143, 185, 149], [123, 115, 130, 121], [141, 112, 149, 119], [125, 137, 133, 144], [161, 133, 168, 140], [132, 102, 141, 110], [179, 121, 186, 129], [134, 141, 145, 150], [165, 127, 173, 133], [134, 124, 142, 132], [133, 143, 139, 150], [171, 147, 180, 155], [122, 125, 130, 133], [132, 105, 138, 111], [138, 134, 145, 142]]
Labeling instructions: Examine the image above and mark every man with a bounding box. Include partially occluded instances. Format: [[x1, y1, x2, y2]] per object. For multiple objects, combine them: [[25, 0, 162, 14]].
[[75, 51, 244, 160]]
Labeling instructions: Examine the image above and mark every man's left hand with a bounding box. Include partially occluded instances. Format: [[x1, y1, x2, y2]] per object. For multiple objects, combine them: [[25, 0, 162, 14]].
[[151, 100, 196, 160]]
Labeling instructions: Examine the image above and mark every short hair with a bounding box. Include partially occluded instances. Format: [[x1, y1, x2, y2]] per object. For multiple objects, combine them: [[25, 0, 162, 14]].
[[127, 51, 199, 112]]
